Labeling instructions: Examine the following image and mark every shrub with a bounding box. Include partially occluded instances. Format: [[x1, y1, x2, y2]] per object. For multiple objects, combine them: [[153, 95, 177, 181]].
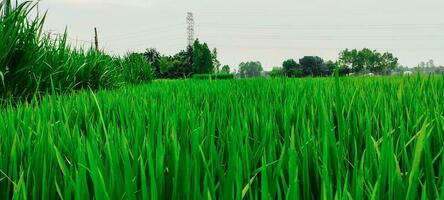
[[0, 0, 45, 98], [269, 67, 284, 78], [0, 0, 153, 101], [120, 53, 153, 84]]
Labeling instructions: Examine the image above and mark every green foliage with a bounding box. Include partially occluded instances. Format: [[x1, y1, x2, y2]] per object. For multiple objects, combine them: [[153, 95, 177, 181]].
[[299, 56, 325, 76], [0, 0, 47, 98], [282, 57, 333, 78], [322, 60, 336, 76], [1, 76, 443, 199], [121, 53, 153, 84], [0, 0, 153, 101], [282, 59, 303, 77], [212, 48, 221, 72], [221, 65, 230, 74], [170, 45, 194, 78], [269, 67, 284, 78], [339, 48, 398, 74], [159, 56, 173, 75], [148, 41, 217, 79], [192, 73, 234, 80], [154, 46, 194, 79], [193, 39, 214, 74], [143, 48, 161, 77], [239, 61, 263, 78]]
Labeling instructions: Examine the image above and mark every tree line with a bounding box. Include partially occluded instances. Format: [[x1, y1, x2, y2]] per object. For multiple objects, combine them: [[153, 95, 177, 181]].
[[267, 48, 399, 78], [141, 41, 400, 79], [142, 39, 230, 79], [238, 48, 398, 78]]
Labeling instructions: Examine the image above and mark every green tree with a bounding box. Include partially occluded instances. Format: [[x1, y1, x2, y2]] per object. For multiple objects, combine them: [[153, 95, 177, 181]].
[[239, 61, 263, 78], [320, 61, 336, 76], [221, 65, 230, 74], [172, 45, 194, 77], [338, 49, 361, 73], [299, 56, 324, 76], [159, 57, 174, 77], [339, 48, 398, 75], [212, 48, 221, 73], [380, 52, 398, 74], [282, 59, 303, 77], [192, 39, 214, 74], [143, 48, 161, 78], [359, 48, 380, 73], [270, 67, 284, 78]]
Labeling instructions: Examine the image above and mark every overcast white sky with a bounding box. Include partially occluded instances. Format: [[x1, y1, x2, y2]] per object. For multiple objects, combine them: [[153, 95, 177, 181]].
[[39, 0, 444, 70]]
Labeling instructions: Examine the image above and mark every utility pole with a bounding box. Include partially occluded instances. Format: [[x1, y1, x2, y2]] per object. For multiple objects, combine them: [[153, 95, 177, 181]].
[[186, 12, 194, 46], [94, 27, 99, 51]]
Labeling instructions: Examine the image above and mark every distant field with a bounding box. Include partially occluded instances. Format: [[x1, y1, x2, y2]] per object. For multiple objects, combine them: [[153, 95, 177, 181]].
[[1, 76, 444, 199]]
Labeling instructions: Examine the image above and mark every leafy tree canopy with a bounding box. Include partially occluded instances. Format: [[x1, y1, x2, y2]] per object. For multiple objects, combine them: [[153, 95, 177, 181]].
[[143, 48, 161, 78], [212, 48, 221, 72], [193, 39, 214, 74], [143, 39, 217, 79], [339, 48, 398, 74], [239, 61, 263, 78], [299, 56, 324, 76], [270, 67, 284, 78], [282, 59, 303, 77], [221, 65, 230, 74]]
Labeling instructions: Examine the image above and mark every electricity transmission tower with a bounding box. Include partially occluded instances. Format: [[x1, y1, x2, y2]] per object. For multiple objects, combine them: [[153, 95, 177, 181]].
[[187, 12, 194, 46]]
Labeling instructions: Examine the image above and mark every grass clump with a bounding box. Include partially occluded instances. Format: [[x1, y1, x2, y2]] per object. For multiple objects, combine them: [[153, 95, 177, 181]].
[[0, 0, 153, 102]]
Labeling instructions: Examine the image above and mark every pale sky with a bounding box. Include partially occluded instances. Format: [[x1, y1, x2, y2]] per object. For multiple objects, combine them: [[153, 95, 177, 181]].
[[39, 0, 444, 70]]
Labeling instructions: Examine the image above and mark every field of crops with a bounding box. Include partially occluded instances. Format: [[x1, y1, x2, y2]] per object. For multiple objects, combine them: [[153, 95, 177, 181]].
[[1, 76, 443, 199]]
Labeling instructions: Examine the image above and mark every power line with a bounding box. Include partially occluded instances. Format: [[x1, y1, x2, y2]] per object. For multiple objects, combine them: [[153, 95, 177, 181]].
[[109, 37, 185, 48], [102, 30, 183, 43], [195, 34, 444, 41], [204, 43, 444, 51], [101, 24, 185, 40], [195, 23, 444, 31]]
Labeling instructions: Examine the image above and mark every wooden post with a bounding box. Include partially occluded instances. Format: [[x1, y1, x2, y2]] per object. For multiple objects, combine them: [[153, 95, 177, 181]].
[[94, 27, 99, 52]]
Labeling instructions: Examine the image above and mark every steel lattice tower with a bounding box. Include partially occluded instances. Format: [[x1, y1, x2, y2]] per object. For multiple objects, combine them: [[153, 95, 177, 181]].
[[187, 12, 194, 46]]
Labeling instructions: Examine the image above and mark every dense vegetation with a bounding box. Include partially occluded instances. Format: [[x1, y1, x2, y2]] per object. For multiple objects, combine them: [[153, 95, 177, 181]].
[[281, 57, 335, 78], [0, 0, 153, 101], [338, 48, 398, 75], [1, 76, 443, 199], [143, 39, 218, 79], [238, 61, 264, 78], [270, 50, 398, 79]]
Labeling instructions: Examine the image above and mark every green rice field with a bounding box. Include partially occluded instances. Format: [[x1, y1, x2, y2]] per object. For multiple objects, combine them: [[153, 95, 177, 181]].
[[1, 76, 444, 199]]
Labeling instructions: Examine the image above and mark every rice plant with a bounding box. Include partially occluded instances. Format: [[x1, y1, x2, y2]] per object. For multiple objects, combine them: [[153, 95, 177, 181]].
[[0, 76, 443, 199], [2, 1, 444, 199]]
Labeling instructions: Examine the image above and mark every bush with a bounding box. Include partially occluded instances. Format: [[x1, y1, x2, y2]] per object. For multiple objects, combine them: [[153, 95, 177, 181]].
[[192, 73, 234, 80], [1, 0, 45, 98], [120, 53, 153, 84], [270, 67, 284, 78]]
